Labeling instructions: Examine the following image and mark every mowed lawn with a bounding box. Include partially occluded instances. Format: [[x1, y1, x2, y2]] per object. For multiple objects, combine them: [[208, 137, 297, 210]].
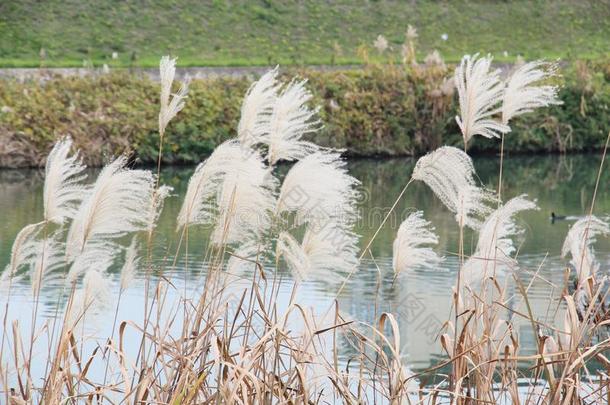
[[0, 0, 608, 67]]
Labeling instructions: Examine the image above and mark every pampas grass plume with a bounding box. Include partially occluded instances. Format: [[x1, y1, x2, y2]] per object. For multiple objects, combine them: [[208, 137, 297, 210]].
[[412, 146, 496, 229], [237, 67, 279, 147], [43, 137, 88, 224], [561, 215, 610, 284], [502, 60, 562, 125], [454, 54, 510, 145], [66, 156, 155, 259], [265, 79, 321, 165], [159, 56, 189, 137], [392, 211, 442, 277]]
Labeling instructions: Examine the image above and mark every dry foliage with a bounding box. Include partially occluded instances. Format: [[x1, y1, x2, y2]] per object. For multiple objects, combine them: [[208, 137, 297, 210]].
[[1, 54, 609, 405]]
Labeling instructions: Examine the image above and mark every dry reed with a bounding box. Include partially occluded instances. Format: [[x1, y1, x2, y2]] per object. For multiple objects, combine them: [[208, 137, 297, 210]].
[[0, 52, 608, 405]]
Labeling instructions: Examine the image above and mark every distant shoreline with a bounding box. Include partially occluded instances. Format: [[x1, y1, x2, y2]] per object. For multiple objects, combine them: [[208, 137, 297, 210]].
[[0, 63, 607, 169], [0, 63, 525, 82], [0, 65, 361, 81]]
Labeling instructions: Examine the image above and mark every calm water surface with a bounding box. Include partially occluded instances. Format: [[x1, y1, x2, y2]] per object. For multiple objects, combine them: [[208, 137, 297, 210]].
[[1, 154, 609, 376]]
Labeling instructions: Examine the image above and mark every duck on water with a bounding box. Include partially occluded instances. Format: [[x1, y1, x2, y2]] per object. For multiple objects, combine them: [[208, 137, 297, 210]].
[[551, 212, 584, 224]]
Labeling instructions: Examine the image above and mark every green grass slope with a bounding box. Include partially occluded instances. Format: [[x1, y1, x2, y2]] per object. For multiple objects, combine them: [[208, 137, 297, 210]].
[[0, 0, 609, 67]]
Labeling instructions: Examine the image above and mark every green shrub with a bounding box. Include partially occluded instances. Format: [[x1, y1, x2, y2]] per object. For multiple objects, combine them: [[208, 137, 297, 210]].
[[0, 61, 608, 168]]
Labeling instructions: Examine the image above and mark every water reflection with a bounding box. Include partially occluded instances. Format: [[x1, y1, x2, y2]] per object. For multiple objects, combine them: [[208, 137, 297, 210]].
[[0, 153, 609, 372]]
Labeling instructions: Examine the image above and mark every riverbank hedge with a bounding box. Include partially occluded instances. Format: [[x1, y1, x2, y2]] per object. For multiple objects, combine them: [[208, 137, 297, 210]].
[[0, 61, 608, 168]]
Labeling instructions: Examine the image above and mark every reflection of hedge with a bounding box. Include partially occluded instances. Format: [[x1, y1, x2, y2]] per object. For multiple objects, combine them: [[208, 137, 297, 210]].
[[0, 62, 608, 168]]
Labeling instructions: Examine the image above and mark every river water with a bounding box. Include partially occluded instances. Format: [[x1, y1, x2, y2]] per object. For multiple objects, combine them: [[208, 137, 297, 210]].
[[1, 153, 609, 382]]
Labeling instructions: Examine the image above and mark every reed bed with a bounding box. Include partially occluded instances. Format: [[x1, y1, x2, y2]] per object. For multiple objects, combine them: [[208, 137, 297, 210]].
[[1, 51, 609, 405]]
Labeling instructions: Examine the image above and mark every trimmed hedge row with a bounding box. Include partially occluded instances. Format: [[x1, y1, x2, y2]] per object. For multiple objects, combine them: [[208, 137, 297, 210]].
[[0, 62, 608, 168]]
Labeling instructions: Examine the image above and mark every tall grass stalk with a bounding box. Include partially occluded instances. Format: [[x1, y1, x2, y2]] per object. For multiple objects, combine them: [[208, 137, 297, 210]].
[[3, 54, 610, 404]]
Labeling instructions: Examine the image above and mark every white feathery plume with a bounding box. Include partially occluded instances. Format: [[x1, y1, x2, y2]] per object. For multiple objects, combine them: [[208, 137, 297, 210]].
[[66, 270, 112, 330], [277, 232, 309, 281], [177, 140, 248, 229], [424, 50, 445, 69], [159, 56, 176, 110], [278, 224, 359, 282], [177, 158, 224, 228], [455, 186, 497, 228], [67, 242, 117, 284], [454, 54, 510, 145], [147, 185, 173, 235], [30, 235, 64, 295], [211, 145, 278, 246], [412, 146, 496, 229], [265, 79, 321, 165], [66, 156, 155, 259], [476, 195, 538, 258], [561, 216, 610, 284], [277, 152, 360, 228], [373, 35, 389, 53], [406, 25, 418, 40], [237, 67, 279, 147], [502, 60, 562, 125], [392, 211, 442, 277], [159, 56, 189, 136], [43, 137, 88, 224], [1, 223, 43, 286], [462, 195, 537, 288], [177, 140, 278, 245], [120, 237, 139, 291]]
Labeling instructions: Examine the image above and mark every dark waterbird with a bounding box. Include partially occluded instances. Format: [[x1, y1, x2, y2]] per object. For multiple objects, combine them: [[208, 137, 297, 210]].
[[551, 212, 566, 223], [551, 212, 585, 224]]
